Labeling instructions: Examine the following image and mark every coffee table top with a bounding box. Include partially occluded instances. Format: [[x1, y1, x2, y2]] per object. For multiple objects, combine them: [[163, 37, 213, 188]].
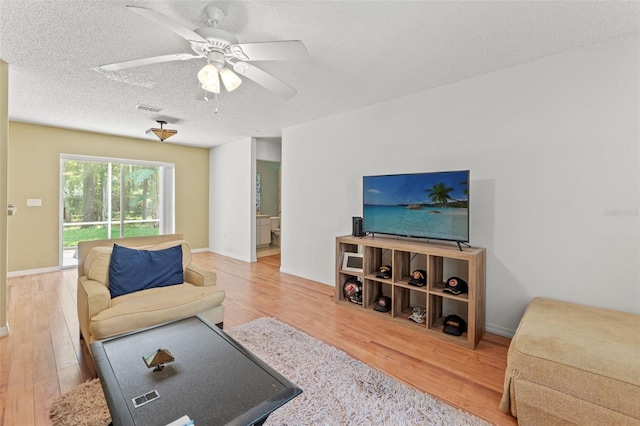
[[91, 316, 302, 426]]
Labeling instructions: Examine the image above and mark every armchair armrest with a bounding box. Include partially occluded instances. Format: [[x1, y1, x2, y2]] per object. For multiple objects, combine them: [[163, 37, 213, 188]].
[[185, 264, 217, 287], [77, 277, 111, 342]]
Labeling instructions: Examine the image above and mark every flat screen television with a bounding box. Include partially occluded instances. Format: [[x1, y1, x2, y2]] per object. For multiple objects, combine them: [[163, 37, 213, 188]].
[[363, 170, 469, 242]]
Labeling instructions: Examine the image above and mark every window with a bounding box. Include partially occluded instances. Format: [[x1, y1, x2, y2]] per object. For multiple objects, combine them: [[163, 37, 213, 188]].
[[60, 155, 175, 268]]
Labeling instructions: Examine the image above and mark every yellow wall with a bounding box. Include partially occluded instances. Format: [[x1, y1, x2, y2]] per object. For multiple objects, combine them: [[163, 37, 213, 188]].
[[1, 61, 8, 332], [7, 122, 209, 272]]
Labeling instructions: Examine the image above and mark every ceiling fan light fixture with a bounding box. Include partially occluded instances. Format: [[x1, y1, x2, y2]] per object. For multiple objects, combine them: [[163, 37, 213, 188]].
[[146, 120, 177, 142], [220, 68, 242, 92], [198, 64, 220, 93]]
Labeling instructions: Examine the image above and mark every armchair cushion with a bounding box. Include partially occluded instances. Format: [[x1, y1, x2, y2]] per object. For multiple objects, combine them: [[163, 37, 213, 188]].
[[90, 283, 225, 340], [108, 244, 184, 298]]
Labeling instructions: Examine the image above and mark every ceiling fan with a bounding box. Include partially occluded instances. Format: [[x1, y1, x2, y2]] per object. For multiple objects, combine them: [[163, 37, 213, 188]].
[[99, 5, 310, 99]]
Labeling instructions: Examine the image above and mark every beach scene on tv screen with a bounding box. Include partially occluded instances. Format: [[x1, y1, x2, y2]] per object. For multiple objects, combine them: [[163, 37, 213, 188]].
[[363, 171, 469, 241]]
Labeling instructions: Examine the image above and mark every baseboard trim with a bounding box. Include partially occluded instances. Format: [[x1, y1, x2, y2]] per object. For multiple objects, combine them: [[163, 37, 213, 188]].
[[0, 323, 9, 337], [207, 249, 251, 263], [486, 323, 516, 338], [7, 266, 60, 278], [278, 266, 333, 287], [191, 247, 210, 253]]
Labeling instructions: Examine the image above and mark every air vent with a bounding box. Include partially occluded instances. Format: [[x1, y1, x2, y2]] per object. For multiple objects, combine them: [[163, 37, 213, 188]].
[[136, 104, 163, 113]]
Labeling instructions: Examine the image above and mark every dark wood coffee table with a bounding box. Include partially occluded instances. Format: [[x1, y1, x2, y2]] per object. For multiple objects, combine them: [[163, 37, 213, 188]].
[[91, 315, 302, 426]]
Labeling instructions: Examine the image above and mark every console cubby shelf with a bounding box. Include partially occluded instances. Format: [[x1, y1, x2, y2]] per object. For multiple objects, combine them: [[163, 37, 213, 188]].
[[335, 235, 486, 349]]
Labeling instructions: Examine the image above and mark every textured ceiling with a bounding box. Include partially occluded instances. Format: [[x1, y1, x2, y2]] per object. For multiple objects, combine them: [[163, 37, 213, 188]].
[[1, 1, 638, 148]]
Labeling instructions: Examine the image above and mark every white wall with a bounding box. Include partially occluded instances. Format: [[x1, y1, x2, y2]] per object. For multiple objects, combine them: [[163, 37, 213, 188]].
[[281, 35, 640, 336], [256, 138, 282, 162], [209, 137, 254, 262], [210, 137, 282, 262]]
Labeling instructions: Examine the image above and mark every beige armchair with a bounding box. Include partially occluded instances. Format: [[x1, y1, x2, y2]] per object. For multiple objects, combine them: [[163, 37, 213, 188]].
[[77, 234, 225, 349]]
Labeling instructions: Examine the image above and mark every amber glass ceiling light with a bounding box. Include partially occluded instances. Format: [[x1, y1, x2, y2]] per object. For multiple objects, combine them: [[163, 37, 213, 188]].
[[146, 120, 177, 141]]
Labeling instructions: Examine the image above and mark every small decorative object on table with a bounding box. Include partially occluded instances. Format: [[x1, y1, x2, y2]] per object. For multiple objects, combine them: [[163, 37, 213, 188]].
[[144, 348, 175, 371], [165, 415, 193, 426]]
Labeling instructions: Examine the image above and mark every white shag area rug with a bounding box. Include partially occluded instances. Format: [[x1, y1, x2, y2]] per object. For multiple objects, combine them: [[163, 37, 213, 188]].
[[227, 317, 488, 426], [50, 317, 490, 425]]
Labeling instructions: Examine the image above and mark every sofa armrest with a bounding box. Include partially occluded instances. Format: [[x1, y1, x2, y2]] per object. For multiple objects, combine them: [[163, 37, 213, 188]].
[[77, 277, 111, 342], [185, 264, 217, 287]]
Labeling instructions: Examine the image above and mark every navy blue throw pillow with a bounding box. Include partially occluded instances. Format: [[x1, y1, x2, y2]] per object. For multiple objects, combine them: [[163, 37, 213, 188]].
[[108, 244, 184, 298]]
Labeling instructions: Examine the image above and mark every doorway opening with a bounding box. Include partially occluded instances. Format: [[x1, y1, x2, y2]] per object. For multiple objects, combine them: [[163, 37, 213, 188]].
[[256, 159, 280, 260]]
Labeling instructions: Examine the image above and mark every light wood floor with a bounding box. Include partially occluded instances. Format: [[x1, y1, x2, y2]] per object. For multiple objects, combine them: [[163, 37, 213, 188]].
[[0, 252, 517, 425]]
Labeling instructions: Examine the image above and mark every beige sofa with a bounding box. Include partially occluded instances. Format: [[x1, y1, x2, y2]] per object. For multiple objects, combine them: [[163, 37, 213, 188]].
[[77, 234, 225, 348], [500, 297, 640, 425]]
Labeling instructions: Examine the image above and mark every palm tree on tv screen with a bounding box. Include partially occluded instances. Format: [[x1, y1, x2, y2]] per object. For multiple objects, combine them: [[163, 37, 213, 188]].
[[426, 182, 454, 206]]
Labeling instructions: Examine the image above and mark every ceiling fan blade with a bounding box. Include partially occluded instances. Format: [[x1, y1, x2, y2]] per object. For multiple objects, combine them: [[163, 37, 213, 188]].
[[230, 41, 310, 61], [99, 53, 200, 71], [232, 62, 297, 99], [127, 5, 208, 43]]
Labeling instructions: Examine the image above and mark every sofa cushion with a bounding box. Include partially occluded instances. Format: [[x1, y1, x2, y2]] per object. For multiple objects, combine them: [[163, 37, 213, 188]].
[[84, 240, 193, 286], [90, 283, 226, 339], [108, 244, 184, 298]]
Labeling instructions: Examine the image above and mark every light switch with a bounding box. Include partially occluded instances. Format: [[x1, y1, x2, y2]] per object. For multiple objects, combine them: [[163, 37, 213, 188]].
[[26, 198, 42, 207]]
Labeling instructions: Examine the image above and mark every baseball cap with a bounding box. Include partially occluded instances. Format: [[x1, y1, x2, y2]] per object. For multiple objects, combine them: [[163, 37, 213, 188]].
[[376, 265, 392, 279], [443, 314, 466, 336], [408, 269, 426, 287], [443, 276, 468, 295], [373, 295, 392, 312]]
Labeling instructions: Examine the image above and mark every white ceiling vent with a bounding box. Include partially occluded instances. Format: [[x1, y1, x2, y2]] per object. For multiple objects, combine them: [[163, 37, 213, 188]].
[[136, 104, 163, 113]]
